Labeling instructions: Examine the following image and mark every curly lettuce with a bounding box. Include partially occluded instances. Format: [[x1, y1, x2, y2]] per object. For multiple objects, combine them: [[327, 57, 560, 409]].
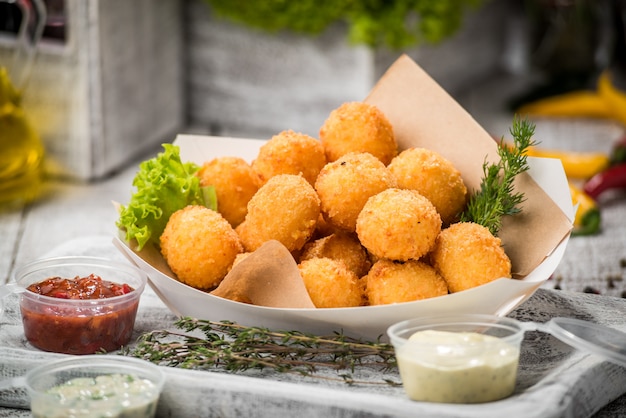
[[116, 144, 217, 250]]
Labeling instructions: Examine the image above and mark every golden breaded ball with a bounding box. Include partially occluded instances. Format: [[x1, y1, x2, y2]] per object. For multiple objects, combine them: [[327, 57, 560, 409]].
[[298, 257, 364, 308], [160, 205, 243, 290], [238, 174, 320, 252], [300, 232, 371, 278], [252, 130, 327, 186], [388, 147, 467, 225], [364, 259, 448, 305], [315, 152, 397, 232], [197, 157, 261, 227], [430, 222, 512, 293], [356, 188, 441, 261], [319, 102, 397, 165]]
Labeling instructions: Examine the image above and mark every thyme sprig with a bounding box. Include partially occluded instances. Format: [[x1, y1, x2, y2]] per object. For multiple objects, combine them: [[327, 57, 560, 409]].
[[125, 317, 400, 386], [460, 116, 537, 236]]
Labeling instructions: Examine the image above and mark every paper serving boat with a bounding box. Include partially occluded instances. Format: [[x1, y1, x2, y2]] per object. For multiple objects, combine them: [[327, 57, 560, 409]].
[[114, 55, 574, 340]]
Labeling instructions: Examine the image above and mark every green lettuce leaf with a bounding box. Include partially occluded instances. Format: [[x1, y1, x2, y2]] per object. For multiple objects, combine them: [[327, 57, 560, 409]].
[[116, 144, 217, 250]]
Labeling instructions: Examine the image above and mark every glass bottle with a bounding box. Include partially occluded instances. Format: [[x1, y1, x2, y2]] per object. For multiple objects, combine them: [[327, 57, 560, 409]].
[[0, 0, 46, 207]]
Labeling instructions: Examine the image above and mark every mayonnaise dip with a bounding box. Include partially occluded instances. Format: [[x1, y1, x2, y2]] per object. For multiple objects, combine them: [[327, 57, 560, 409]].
[[396, 330, 520, 403]]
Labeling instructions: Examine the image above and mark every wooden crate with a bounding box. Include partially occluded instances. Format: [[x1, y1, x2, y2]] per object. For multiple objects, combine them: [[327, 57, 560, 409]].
[[0, 0, 183, 180]]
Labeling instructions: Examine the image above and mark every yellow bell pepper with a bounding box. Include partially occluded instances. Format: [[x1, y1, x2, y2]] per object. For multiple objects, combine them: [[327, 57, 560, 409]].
[[524, 146, 610, 180], [517, 91, 611, 119], [515, 70, 626, 128], [569, 182, 601, 236], [598, 71, 626, 127]]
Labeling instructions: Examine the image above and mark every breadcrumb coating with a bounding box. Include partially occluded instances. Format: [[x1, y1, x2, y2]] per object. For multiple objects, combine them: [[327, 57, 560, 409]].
[[298, 257, 364, 308], [315, 152, 397, 232], [388, 147, 467, 225], [252, 130, 327, 186], [238, 174, 320, 252], [300, 232, 371, 278], [160, 205, 243, 290], [197, 156, 261, 227], [319, 101, 397, 165], [356, 188, 442, 261], [430, 222, 512, 293], [364, 259, 449, 305]]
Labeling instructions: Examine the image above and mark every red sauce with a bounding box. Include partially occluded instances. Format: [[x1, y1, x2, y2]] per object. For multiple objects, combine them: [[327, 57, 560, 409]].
[[26, 274, 133, 299], [20, 274, 139, 355]]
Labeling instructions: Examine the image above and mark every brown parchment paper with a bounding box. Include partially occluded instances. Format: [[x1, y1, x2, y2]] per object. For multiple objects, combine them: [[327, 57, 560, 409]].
[[365, 54, 572, 276], [211, 240, 315, 308]]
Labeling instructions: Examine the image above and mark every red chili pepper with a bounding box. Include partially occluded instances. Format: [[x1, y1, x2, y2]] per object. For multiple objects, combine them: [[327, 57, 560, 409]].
[[583, 163, 626, 200]]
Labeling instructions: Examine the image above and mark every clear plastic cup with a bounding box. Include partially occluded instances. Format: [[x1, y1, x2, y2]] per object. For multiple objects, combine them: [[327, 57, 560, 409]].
[[25, 355, 165, 418], [387, 314, 524, 403], [12, 256, 147, 354]]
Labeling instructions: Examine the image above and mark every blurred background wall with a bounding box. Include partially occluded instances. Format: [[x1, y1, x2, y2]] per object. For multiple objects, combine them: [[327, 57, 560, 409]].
[[1, 0, 615, 180]]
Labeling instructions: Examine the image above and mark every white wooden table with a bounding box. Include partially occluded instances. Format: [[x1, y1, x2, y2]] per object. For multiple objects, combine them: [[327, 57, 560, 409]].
[[1, 116, 626, 416]]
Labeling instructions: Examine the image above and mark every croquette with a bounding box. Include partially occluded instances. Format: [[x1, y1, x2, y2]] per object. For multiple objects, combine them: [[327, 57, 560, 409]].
[[356, 188, 442, 261], [160, 205, 243, 290], [364, 259, 448, 305], [252, 130, 327, 186], [429, 222, 512, 293], [196, 156, 261, 227], [319, 102, 398, 165], [315, 152, 397, 232], [237, 174, 320, 253], [298, 257, 364, 308], [300, 232, 371, 278], [388, 147, 467, 225]]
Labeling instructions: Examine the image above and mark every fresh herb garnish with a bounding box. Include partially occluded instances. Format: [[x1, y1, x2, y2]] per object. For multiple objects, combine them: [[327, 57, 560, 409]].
[[116, 144, 217, 251], [460, 116, 537, 236], [125, 317, 399, 386]]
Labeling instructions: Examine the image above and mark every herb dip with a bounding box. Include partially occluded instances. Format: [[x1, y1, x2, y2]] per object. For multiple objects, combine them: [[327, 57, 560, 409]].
[[31, 373, 159, 418], [396, 330, 519, 403]]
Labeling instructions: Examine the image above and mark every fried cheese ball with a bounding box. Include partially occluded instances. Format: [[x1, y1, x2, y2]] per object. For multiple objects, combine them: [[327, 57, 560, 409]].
[[364, 259, 448, 305], [430, 222, 512, 293], [252, 130, 327, 186], [196, 156, 261, 227], [160, 205, 243, 290], [388, 147, 467, 225], [237, 174, 320, 253], [319, 102, 397, 165], [298, 257, 364, 308], [315, 152, 397, 232], [300, 232, 371, 278], [356, 188, 441, 261]]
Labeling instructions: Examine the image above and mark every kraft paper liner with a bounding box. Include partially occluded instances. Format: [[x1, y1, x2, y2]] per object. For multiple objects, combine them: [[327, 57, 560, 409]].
[[364, 54, 572, 277]]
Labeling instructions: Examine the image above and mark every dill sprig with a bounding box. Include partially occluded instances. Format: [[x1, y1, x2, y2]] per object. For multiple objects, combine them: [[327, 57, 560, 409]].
[[460, 116, 537, 236], [124, 317, 400, 386]]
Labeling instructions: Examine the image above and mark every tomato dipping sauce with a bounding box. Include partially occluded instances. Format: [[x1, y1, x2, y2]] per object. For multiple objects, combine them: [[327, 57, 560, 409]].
[[26, 274, 134, 299], [20, 274, 140, 355]]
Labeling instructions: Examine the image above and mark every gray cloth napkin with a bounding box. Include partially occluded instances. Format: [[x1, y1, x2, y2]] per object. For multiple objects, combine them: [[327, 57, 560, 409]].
[[1, 237, 625, 417]]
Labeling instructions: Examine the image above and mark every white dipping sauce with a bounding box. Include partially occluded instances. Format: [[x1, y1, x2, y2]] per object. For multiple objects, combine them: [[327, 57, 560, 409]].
[[31, 373, 159, 418], [396, 330, 520, 403]]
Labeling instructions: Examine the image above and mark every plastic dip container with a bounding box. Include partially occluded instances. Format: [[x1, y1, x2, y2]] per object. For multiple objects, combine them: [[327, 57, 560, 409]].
[[9, 256, 147, 354], [388, 313, 626, 404], [24, 355, 165, 418]]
